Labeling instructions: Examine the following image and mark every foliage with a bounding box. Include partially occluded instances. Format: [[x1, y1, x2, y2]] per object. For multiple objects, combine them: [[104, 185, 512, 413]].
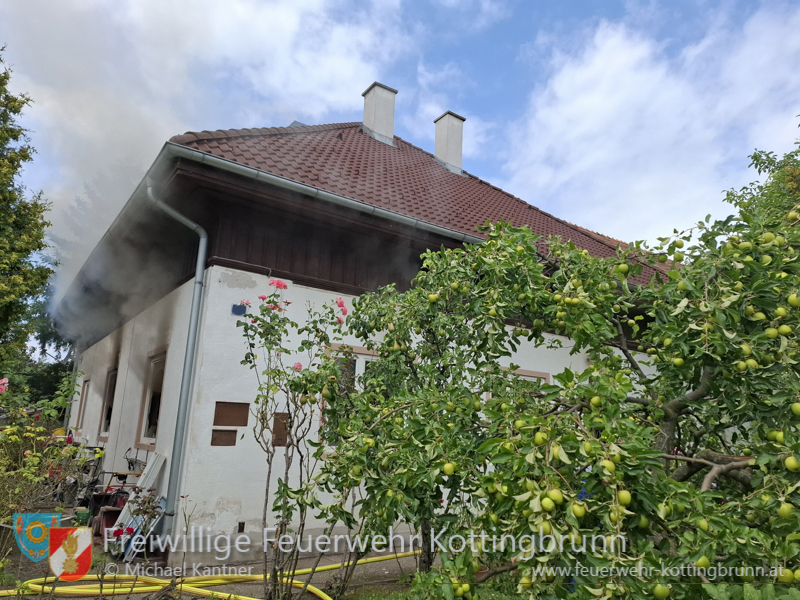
[[241, 142, 800, 600], [0, 372, 87, 570], [0, 48, 53, 376]]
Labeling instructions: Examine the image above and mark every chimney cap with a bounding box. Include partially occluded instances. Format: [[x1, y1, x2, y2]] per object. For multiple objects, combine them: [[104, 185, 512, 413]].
[[434, 110, 466, 123], [362, 81, 399, 97]]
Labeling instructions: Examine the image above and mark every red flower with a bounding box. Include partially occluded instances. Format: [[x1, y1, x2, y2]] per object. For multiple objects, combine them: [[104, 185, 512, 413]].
[[125, 527, 134, 535], [113, 529, 123, 538], [335, 297, 345, 309], [34, 413, 40, 421], [66, 435, 73, 444], [266, 303, 279, 311], [340, 306, 348, 316], [269, 279, 288, 290], [258, 295, 268, 300], [251, 319, 257, 324]]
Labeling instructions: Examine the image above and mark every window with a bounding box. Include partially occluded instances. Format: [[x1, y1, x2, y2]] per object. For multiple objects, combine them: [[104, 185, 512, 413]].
[[98, 369, 118, 439], [76, 379, 90, 429], [138, 353, 166, 446]]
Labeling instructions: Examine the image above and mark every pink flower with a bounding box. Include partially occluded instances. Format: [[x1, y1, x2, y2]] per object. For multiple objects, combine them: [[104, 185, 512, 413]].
[[293, 363, 303, 372], [24, 450, 31, 457], [337, 317, 345, 324], [340, 306, 348, 316], [269, 279, 288, 290], [240, 299, 251, 306], [0, 378, 8, 394], [335, 297, 345, 309], [266, 303, 279, 311], [258, 295, 268, 300], [251, 319, 257, 324]]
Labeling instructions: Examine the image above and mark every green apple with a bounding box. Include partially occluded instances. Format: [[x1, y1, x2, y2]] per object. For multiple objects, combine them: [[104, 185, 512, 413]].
[[696, 556, 711, 569], [777, 568, 795, 584], [514, 419, 527, 429], [741, 343, 753, 355], [617, 263, 629, 275], [538, 522, 552, 536], [778, 503, 794, 519], [674, 252, 685, 262], [541, 497, 555, 512], [602, 459, 616, 473], [776, 431, 785, 444], [776, 307, 788, 317], [745, 358, 759, 369], [672, 357, 685, 367], [789, 293, 800, 307], [736, 361, 748, 372], [779, 324, 793, 336], [653, 584, 670, 599], [697, 518, 709, 532], [428, 293, 440, 303], [571, 503, 586, 519], [547, 489, 564, 505], [618, 490, 632, 506], [534, 431, 549, 446], [792, 402, 800, 416], [785, 456, 800, 472], [766, 327, 779, 338], [443, 462, 456, 476], [638, 515, 649, 529], [590, 396, 603, 408]]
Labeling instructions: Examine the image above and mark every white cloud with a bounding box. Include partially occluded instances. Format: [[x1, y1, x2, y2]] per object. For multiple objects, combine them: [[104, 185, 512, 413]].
[[0, 0, 410, 292], [503, 4, 800, 244], [401, 61, 494, 161], [430, 0, 509, 31]]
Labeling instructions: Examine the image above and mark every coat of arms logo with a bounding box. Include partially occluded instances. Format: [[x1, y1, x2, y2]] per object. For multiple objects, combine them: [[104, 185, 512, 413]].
[[48, 527, 92, 581], [13, 513, 61, 563]]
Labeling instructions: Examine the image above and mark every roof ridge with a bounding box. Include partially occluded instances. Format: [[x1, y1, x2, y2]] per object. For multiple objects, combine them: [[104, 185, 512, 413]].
[[169, 121, 361, 145]]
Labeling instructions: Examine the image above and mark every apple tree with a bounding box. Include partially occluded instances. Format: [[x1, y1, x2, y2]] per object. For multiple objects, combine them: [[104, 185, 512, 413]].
[[311, 143, 800, 600]]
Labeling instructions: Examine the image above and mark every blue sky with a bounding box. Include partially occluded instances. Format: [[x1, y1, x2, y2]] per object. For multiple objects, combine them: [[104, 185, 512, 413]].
[[1, 0, 799, 285]]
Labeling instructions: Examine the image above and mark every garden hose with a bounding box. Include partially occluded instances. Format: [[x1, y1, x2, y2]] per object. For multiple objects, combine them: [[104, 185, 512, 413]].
[[0, 550, 421, 600]]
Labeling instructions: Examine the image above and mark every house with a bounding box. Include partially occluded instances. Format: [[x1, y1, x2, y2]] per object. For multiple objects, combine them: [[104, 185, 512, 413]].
[[55, 82, 657, 564]]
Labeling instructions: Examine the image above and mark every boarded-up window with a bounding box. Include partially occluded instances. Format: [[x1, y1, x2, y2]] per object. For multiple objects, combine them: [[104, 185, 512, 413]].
[[213, 402, 250, 427], [272, 412, 290, 447], [211, 430, 237, 446]]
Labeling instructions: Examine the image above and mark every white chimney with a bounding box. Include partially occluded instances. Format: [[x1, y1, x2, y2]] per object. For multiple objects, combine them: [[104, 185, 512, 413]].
[[362, 82, 398, 146], [434, 111, 466, 172]]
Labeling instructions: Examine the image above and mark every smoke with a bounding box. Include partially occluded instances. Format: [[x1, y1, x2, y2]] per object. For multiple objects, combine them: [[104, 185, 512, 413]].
[[0, 0, 411, 329]]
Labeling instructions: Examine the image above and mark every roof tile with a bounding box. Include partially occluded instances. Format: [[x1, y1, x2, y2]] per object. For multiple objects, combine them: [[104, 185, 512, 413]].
[[169, 122, 662, 282]]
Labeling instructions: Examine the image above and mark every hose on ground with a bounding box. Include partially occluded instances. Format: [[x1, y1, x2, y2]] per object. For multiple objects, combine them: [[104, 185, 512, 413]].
[[0, 550, 421, 600]]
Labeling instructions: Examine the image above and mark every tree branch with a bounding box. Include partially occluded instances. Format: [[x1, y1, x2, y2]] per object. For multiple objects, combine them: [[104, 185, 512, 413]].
[[701, 460, 752, 492], [475, 563, 519, 583], [611, 318, 657, 404]]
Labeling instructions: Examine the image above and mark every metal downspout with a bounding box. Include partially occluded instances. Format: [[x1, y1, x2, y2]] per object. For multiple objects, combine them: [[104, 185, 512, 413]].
[[145, 180, 208, 538]]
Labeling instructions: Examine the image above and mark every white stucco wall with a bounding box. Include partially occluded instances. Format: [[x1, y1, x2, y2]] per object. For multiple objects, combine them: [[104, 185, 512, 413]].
[[71, 264, 600, 564], [69, 279, 195, 487]]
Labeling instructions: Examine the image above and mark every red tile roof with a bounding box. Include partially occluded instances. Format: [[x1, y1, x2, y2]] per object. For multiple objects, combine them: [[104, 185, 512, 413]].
[[170, 122, 662, 282]]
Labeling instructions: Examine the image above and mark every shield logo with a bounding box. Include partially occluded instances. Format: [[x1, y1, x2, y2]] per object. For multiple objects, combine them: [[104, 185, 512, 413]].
[[13, 513, 60, 562], [49, 527, 92, 581]]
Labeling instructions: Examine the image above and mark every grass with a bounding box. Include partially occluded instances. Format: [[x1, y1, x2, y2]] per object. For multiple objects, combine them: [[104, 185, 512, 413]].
[[345, 586, 517, 600]]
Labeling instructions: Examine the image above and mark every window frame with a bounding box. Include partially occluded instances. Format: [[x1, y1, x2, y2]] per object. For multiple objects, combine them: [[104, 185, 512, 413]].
[[97, 368, 118, 441], [136, 348, 168, 450], [75, 379, 91, 429]]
